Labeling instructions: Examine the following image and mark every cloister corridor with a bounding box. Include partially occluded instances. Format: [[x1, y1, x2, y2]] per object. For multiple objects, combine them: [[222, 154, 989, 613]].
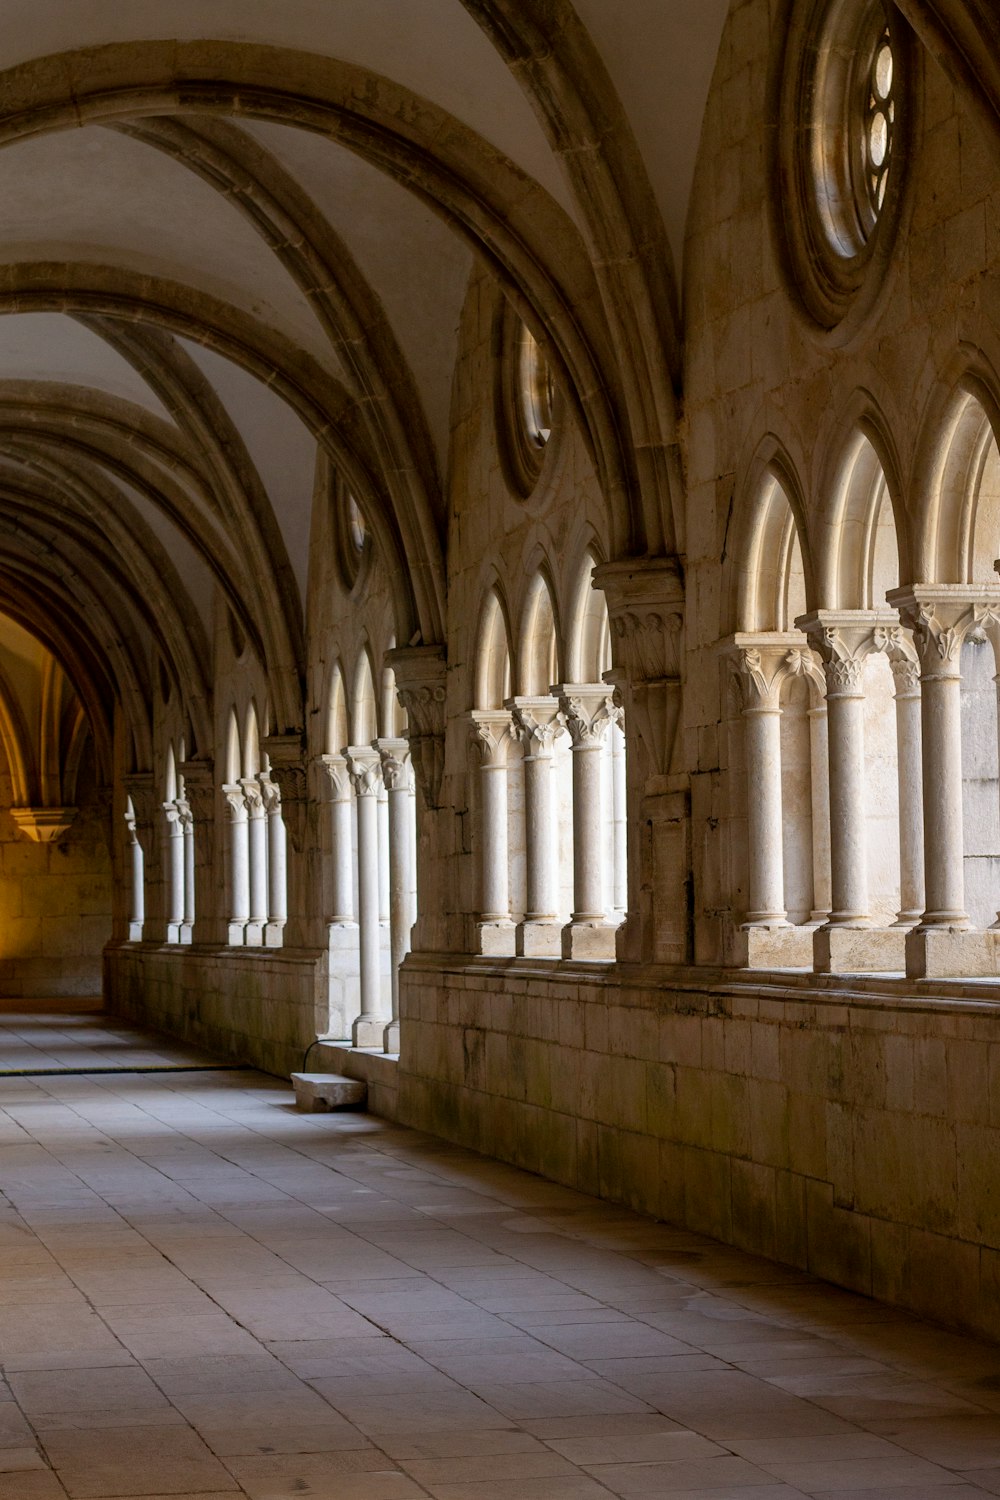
[[0, 1005, 999, 1499]]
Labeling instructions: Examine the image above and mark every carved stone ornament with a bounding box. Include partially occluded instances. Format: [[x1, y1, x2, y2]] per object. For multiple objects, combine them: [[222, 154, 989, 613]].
[[10, 807, 77, 844], [592, 558, 684, 776], [346, 747, 382, 798], [222, 782, 247, 821], [376, 737, 412, 793], [318, 752, 351, 801], [555, 685, 616, 748], [178, 760, 216, 823], [262, 734, 309, 851], [258, 772, 282, 816], [386, 644, 447, 810], [123, 772, 158, 832], [469, 709, 514, 769], [507, 697, 565, 756], [887, 586, 1000, 678], [239, 778, 265, 818]]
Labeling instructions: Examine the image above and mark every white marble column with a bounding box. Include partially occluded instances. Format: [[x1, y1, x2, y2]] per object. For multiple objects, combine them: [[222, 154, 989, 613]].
[[507, 696, 565, 958], [124, 803, 144, 941], [377, 737, 413, 1052], [731, 644, 791, 927], [177, 796, 194, 945], [241, 779, 267, 946], [222, 783, 250, 945], [807, 704, 832, 922], [889, 654, 924, 927], [347, 747, 385, 1047], [163, 800, 185, 943], [320, 754, 355, 926], [470, 709, 515, 956], [610, 709, 627, 920], [556, 684, 617, 959], [259, 773, 287, 948]]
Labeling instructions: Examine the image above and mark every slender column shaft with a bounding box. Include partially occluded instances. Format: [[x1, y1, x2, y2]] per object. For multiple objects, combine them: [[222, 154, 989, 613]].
[[558, 688, 616, 924], [242, 780, 267, 944], [377, 789, 390, 924], [348, 750, 384, 1039], [921, 668, 967, 923], [470, 712, 513, 924], [378, 739, 413, 1036], [126, 817, 144, 939], [260, 775, 287, 944], [611, 718, 627, 916], [507, 699, 564, 922], [179, 801, 195, 941], [825, 677, 870, 924], [891, 658, 924, 925], [807, 706, 831, 920], [223, 785, 250, 944], [163, 803, 184, 940], [742, 704, 787, 923]]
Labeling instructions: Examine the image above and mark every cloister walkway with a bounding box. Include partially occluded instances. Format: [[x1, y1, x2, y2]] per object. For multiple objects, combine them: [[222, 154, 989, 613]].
[[3, 1009, 1000, 1498]]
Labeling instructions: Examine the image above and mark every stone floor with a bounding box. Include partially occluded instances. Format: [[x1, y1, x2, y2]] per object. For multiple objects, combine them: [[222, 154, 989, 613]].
[[3, 1012, 1000, 1497]]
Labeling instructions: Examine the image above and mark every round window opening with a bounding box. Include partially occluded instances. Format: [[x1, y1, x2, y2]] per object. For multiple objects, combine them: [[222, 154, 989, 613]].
[[333, 477, 372, 593], [494, 296, 561, 500], [773, 0, 914, 332]]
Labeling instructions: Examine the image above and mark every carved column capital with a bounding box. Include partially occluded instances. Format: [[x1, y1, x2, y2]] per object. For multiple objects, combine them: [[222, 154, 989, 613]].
[[124, 772, 157, 833], [239, 778, 265, 818], [796, 609, 900, 697], [889, 654, 921, 698], [375, 736, 412, 792], [347, 745, 383, 798], [258, 772, 282, 817], [222, 782, 247, 822], [726, 633, 821, 712], [887, 585, 1000, 677], [554, 683, 617, 747], [179, 760, 216, 823], [262, 734, 309, 851], [506, 695, 565, 756], [318, 752, 351, 801], [386, 644, 447, 809], [592, 557, 684, 775], [470, 709, 514, 768]]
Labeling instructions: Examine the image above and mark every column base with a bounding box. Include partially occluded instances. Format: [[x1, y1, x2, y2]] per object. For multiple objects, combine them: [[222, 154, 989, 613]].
[[382, 1021, 400, 1055], [736, 923, 813, 968], [264, 921, 286, 948], [561, 921, 617, 960], [227, 921, 246, 945], [244, 921, 264, 947], [477, 920, 516, 957], [813, 925, 906, 974], [352, 1016, 385, 1048], [905, 926, 1000, 979], [515, 920, 562, 958]]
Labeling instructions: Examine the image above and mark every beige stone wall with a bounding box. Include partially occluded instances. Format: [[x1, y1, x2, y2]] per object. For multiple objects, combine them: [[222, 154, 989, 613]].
[[106, 943, 329, 1078], [389, 961, 1000, 1342], [0, 786, 111, 997]]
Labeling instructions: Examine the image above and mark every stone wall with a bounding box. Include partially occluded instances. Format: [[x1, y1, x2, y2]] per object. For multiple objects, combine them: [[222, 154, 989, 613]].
[[105, 943, 330, 1077], [373, 958, 1000, 1343], [0, 792, 111, 997]]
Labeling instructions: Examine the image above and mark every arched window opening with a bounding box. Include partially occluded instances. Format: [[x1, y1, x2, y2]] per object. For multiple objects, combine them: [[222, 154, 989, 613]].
[[321, 663, 359, 1040], [729, 473, 828, 967]]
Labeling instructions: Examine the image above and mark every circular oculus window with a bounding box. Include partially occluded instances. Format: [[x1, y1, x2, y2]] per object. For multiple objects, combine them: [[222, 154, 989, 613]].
[[773, 0, 913, 332], [494, 296, 561, 499]]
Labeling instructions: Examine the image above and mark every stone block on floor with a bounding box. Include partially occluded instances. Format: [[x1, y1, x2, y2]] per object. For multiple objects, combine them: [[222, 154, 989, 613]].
[[290, 1072, 367, 1111]]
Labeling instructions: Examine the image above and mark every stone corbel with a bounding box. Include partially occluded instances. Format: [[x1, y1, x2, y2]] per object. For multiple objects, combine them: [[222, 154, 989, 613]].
[[10, 806, 77, 844], [261, 734, 308, 851], [592, 558, 683, 776], [386, 644, 446, 809]]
